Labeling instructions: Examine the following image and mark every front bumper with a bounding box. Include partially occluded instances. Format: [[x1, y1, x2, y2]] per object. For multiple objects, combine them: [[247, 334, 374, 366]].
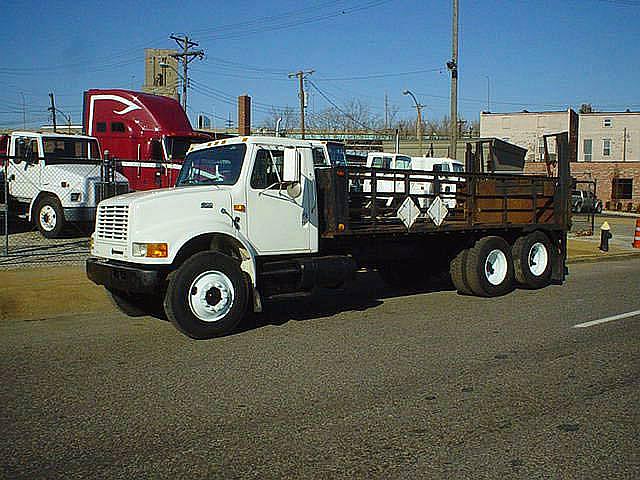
[[64, 206, 96, 223], [86, 257, 165, 294]]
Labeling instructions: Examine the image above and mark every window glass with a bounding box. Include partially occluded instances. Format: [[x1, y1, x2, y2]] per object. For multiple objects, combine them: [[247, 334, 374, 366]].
[[583, 139, 592, 161], [176, 144, 245, 187], [43, 138, 98, 160], [250, 148, 284, 189], [452, 164, 464, 173], [603, 118, 612, 127], [326, 143, 346, 166], [312, 148, 327, 166], [96, 122, 107, 133], [603, 139, 611, 156], [371, 156, 391, 169], [612, 178, 633, 199], [395, 156, 411, 169], [150, 140, 163, 161], [111, 122, 125, 133]]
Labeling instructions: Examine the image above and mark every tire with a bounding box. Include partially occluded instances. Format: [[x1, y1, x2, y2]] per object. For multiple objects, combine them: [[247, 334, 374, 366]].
[[512, 231, 553, 289], [465, 236, 514, 297], [164, 251, 248, 339], [449, 249, 473, 295], [35, 196, 64, 238], [108, 290, 153, 317]]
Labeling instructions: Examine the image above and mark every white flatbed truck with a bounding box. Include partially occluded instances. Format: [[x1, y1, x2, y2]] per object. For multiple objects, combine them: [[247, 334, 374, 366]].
[[87, 134, 570, 339]]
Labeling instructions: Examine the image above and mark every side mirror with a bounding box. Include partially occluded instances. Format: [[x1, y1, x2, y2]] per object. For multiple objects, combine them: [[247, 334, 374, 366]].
[[282, 148, 300, 183]]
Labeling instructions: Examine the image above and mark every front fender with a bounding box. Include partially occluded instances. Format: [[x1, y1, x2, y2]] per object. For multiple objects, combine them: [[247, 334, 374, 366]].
[[168, 223, 259, 286]]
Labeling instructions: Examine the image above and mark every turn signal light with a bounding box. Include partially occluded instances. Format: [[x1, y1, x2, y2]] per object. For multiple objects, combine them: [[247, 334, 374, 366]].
[[233, 204, 246, 212], [146, 243, 168, 258]]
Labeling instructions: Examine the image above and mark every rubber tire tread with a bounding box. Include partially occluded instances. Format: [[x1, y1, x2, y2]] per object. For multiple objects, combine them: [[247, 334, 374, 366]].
[[465, 236, 514, 297], [164, 251, 248, 339], [36, 196, 64, 238], [512, 231, 553, 289], [450, 249, 473, 295]]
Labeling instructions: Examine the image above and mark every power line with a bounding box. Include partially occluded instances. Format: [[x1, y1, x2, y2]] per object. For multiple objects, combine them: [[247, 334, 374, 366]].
[[307, 79, 372, 130]]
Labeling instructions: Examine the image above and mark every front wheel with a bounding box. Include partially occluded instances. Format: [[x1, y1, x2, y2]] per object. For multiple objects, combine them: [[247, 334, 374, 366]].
[[35, 196, 64, 238], [164, 251, 248, 339]]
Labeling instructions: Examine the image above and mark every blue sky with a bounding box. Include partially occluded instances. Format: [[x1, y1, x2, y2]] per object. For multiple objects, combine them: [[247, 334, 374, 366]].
[[1, 0, 639, 130]]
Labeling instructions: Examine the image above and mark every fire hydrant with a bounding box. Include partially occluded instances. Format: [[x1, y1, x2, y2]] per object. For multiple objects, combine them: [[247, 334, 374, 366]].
[[599, 221, 612, 252]]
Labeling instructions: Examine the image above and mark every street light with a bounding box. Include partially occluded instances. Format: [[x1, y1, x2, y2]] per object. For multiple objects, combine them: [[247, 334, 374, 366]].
[[403, 89, 424, 155]]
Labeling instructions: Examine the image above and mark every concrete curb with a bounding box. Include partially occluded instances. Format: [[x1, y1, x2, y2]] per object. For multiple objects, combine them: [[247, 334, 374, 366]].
[[567, 251, 640, 264], [601, 210, 640, 218]]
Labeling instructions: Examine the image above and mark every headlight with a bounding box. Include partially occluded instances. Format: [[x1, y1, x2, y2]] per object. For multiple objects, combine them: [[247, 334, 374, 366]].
[[132, 242, 168, 258]]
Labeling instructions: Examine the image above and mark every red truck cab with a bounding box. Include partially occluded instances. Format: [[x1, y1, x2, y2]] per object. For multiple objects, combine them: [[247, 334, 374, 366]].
[[83, 89, 211, 191]]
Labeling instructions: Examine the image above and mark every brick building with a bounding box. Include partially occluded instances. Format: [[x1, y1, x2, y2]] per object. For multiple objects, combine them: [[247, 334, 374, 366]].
[[481, 109, 640, 208]]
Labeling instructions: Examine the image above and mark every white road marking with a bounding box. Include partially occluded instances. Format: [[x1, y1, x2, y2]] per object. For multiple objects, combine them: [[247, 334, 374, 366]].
[[573, 309, 640, 329]]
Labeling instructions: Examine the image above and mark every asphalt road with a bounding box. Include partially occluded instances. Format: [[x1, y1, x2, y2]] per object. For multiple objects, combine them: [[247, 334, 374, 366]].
[[1, 259, 639, 479]]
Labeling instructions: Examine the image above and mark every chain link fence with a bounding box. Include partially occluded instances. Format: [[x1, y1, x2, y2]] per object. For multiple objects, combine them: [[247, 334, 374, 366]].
[[1, 150, 127, 267], [570, 179, 599, 236]]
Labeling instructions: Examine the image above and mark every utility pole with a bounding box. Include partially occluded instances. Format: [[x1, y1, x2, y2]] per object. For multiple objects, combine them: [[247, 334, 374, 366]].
[[288, 69, 314, 139], [20, 93, 26, 130], [485, 75, 491, 112], [447, 0, 459, 159], [170, 34, 204, 112], [48, 93, 57, 133], [384, 92, 389, 129]]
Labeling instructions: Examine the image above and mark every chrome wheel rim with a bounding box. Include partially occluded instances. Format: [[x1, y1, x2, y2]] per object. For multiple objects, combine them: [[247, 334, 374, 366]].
[[39, 205, 57, 231], [528, 242, 548, 277], [485, 249, 508, 286], [188, 270, 234, 322]]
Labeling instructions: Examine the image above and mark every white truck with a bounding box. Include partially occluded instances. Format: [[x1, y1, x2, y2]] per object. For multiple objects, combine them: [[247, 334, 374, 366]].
[[0, 131, 129, 237], [87, 134, 570, 339], [363, 152, 464, 209]]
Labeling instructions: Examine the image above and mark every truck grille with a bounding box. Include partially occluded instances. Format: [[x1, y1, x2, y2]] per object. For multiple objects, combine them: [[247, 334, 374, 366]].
[[96, 205, 129, 242]]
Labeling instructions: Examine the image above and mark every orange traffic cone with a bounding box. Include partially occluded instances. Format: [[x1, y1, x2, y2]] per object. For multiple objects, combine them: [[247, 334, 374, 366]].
[[633, 218, 640, 249]]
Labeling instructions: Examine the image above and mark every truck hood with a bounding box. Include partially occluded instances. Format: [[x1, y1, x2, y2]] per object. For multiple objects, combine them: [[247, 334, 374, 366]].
[[102, 184, 228, 206], [49, 164, 128, 185]]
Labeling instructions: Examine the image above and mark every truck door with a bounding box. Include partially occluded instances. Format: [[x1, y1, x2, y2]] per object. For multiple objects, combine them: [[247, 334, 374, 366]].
[[8, 135, 42, 202], [245, 145, 314, 254]]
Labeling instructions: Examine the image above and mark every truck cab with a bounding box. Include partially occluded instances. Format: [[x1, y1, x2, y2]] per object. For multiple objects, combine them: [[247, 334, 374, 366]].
[[83, 89, 211, 191], [3, 131, 128, 237]]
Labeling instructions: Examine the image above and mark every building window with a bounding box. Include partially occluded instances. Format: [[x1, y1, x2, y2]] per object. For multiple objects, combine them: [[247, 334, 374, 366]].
[[603, 118, 612, 128], [538, 138, 545, 161], [111, 122, 125, 133], [583, 139, 592, 162], [612, 178, 633, 199], [96, 122, 107, 133], [603, 138, 611, 157]]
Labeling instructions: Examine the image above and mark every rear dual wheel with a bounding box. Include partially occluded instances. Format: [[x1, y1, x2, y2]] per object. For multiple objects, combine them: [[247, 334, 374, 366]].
[[465, 236, 515, 297], [512, 231, 553, 289]]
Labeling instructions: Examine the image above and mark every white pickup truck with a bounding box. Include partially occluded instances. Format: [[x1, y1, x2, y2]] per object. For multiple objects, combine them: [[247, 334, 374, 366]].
[[1, 131, 128, 237], [87, 135, 570, 339]]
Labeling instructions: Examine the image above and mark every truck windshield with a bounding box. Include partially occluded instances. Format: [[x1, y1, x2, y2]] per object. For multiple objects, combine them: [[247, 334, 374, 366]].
[[43, 138, 100, 161], [327, 143, 347, 166], [176, 144, 246, 186], [165, 137, 196, 161]]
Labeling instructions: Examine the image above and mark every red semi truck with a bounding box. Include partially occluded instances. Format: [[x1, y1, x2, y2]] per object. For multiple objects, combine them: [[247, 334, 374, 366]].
[[82, 89, 211, 191]]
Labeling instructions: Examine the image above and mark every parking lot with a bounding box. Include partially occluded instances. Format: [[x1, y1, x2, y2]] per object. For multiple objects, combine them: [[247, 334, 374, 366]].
[[1, 258, 639, 479]]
